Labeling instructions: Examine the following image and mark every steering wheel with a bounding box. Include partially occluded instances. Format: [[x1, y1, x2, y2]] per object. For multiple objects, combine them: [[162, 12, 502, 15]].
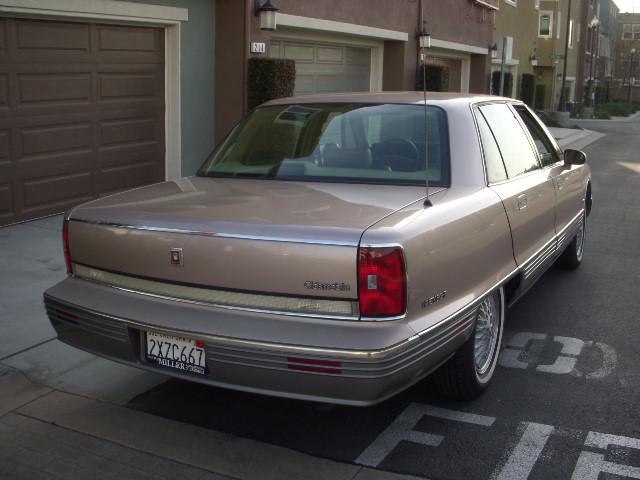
[[375, 138, 420, 172]]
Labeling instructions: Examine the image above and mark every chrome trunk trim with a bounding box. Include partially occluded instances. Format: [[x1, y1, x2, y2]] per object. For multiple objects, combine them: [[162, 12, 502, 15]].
[[68, 218, 359, 247]]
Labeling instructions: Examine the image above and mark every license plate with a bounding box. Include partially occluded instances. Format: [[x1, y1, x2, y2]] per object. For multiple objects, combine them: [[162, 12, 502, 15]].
[[146, 331, 207, 376]]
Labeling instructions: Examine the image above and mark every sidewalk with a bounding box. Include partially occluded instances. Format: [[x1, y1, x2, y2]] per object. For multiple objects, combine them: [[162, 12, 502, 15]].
[[0, 217, 422, 479], [548, 126, 606, 150]]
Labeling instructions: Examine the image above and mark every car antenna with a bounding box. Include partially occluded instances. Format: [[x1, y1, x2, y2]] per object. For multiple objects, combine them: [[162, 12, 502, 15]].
[[420, 18, 432, 207]]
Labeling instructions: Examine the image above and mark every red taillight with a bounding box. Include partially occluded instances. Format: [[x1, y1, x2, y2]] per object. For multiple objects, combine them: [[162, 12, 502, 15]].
[[358, 246, 406, 318], [63, 218, 73, 275]]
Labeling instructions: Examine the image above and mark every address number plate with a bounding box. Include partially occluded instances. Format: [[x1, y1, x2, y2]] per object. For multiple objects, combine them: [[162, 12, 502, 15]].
[[146, 331, 207, 376]]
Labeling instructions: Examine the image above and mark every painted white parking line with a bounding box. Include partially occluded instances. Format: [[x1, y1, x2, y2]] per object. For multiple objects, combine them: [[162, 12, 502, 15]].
[[536, 355, 577, 374], [581, 342, 618, 379], [499, 332, 617, 378], [554, 336, 585, 356], [355, 403, 495, 467], [585, 431, 640, 450], [491, 422, 554, 480], [571, 451, 640, 479], [422, 404, 496, 426]]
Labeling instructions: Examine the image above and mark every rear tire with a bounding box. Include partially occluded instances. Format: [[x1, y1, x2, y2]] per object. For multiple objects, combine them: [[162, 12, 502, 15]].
[[433, 288, 504, 400], [559, 212, 585, 270]]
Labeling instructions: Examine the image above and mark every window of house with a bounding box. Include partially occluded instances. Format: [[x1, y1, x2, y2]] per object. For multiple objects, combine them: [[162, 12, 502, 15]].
[[557, 11, 562, 39], [569, 20, 575, 48], [622, 24, 640, 40], [539, 11, 553, 38], [505, 0, 517, 6], [534, 0, 540, 9]]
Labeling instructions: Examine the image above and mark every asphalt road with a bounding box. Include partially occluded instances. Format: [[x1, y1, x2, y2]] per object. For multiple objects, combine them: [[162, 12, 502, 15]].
[[130, 118, 640, 480]]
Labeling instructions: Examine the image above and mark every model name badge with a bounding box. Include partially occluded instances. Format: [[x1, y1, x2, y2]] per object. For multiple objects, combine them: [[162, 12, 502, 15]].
[[304, 281, 351, 292], [422, 290, 447, 308]]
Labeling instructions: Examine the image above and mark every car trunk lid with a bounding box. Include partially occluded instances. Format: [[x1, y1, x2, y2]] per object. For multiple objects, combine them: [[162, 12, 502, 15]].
[[68, 177, 424, 302]]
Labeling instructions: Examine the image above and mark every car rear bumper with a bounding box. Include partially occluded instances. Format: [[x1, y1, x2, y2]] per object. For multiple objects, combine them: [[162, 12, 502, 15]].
[[44, 277, 475, 406]]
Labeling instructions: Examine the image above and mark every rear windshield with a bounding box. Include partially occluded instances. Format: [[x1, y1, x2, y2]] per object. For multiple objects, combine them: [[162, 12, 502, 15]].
[[198, 103, 450, 187]]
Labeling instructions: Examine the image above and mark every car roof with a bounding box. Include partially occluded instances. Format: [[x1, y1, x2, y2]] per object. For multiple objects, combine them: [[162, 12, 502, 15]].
[[262, 91, 516, 107]]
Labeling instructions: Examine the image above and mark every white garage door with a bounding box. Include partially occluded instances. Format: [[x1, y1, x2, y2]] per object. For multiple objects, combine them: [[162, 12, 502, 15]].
[[271, 39, 371, 95]]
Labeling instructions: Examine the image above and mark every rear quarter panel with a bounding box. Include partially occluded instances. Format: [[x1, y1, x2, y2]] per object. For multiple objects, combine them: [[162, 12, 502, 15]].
[[360, 186, 517, 335]]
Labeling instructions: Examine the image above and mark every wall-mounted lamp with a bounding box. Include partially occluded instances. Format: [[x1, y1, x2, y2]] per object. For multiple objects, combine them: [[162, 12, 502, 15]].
[[417, 27, 431, 49], [529, 53, 538, 66], [255, 0, 279, 32], [490, 43, 498, 59]]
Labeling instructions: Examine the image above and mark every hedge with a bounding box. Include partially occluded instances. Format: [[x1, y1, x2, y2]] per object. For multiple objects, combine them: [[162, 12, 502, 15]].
[[520, 73, 535, 107], [491, 71, 513, 97], [247, 57, 296, 111]]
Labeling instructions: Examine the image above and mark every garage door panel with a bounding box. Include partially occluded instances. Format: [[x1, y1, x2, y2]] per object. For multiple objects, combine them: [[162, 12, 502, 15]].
[[18, 73, 91, 106], [283, 44, 314, 62], [1, 18, 165, 226], [0, 19, 7, 53], [15, 20, 90, 53], [22, 170, 93, 212], [0, 183, 13, 221], [294, 75, 314, 95], [98, 141, 159, 168], [99, 72, 160, 101], [272, 39, 372, 96], [100, 161, 159, 195], [20, 122, 92, 158], [316, 47, 343, 63], [0, 128, 9, 164], [100, 117, 158, 147], [96, 26, 163, 64]]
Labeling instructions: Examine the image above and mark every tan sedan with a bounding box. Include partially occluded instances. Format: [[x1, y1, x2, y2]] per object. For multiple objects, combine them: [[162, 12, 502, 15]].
[[44, 92, 592, 405]]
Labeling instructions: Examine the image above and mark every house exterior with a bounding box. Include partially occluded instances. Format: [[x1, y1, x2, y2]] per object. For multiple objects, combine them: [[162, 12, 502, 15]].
[[491, 0, 540, 100], [214, 0, 495, 142], [1, 0, 541, 226], [534, 0, 583, 111], [611, 12, 640, 102], [576, 0, 600, 105], [596, 0, 620, 90], [0, 0, 214, 226]]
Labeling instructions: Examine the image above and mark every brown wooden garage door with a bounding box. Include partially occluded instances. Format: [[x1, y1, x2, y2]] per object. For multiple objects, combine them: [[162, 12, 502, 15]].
[[0, 18, 165, 226]]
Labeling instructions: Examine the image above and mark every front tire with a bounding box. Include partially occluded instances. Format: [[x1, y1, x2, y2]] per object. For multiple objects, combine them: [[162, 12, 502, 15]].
[[559, 212, 585, 270], [433, 288, 505, 400]]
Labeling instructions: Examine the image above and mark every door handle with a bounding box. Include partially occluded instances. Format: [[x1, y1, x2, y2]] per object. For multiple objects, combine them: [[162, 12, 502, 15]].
[[517, 194, 528, 210]]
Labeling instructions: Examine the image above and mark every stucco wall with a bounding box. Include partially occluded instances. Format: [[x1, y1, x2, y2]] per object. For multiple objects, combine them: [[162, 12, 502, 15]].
[[127, 0, 216, 176]]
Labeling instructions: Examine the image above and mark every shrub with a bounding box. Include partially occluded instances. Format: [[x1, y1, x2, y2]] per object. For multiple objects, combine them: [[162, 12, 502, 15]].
[[247, 58, 296, 111], [491, 71, 513, 97], [520, 74, 535, 106], [594, 85, 608, 105], [598, 102, 632, 117], [534, 84, 546, 110], [594, 109, 611, 119]]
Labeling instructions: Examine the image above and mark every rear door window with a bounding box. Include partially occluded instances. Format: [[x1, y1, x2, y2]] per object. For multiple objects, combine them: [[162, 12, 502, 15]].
[[513, 105, 561, 167], [475, 109, 508, 183], [478, 103, 540, 178]]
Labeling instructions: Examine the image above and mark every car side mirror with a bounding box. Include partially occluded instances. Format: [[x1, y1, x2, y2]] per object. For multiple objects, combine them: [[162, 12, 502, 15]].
[[564, 149, 586, 166]]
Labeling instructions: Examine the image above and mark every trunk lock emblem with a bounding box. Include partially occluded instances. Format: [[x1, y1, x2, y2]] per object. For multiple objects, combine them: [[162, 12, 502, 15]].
[[170, 247, 184, 266]]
